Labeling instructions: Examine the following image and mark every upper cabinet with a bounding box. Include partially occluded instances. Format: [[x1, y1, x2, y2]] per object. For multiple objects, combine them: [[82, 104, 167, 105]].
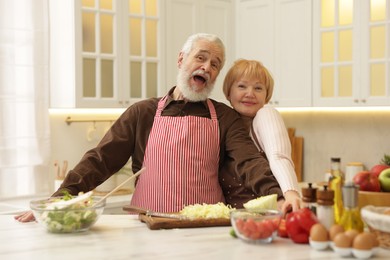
[[164, 0, 234, 103], [50, 0, 232, 108], [236, 0, 312, 107], [313, 0, 390, 106], [49, 0, 389, 108], [50, 0, 162, 108]]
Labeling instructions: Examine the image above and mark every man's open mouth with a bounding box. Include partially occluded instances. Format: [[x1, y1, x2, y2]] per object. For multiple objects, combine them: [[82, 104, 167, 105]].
[[193, 75, 207, 84]]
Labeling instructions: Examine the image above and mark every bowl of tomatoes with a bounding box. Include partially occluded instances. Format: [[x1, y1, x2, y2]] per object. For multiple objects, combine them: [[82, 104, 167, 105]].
[[230, 209, 282, 243]]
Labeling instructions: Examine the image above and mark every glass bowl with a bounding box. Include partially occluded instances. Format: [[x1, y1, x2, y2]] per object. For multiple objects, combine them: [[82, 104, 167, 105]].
[[30, 195, 105, 233], [230, 209, 282, 243]]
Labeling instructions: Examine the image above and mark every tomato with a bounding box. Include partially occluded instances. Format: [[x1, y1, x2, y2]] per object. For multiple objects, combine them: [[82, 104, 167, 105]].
[[277, 219, 288, 238], [285, 208, 319, 244], [259, 219, 274, 238], [234, 218, 279, 240]]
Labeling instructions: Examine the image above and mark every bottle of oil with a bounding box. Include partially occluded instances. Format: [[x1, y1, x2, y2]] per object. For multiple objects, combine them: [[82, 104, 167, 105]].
[[339, 183, 364, 232], [328, 157, 344, 224]]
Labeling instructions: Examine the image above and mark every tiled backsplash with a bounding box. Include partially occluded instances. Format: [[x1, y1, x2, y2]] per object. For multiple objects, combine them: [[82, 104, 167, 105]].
[[49, 109, 390, 190]]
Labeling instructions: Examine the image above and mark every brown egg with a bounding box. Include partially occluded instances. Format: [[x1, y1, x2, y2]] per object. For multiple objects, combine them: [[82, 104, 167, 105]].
[[334, 232, 352, 248], [310, 223, 329, 242], [329, 224, 345, 241], [353, 232, 374, 250], [345, 229, 359, 241]]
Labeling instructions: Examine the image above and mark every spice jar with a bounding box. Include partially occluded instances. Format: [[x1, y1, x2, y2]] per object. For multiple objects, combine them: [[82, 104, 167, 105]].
[[301, 183, 317, 214], [316, 185, 334, 230]]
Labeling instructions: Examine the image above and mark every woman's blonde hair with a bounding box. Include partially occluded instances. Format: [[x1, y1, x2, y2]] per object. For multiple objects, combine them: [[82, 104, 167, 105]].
[[222, 59, 274, 103]]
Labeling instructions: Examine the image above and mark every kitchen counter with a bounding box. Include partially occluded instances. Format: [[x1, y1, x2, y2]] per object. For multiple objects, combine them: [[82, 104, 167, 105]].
[[1, 215, 389, 259]]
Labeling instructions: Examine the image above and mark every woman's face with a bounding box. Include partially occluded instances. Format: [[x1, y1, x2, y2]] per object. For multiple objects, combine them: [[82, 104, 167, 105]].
[[228, 76, 267, 118]]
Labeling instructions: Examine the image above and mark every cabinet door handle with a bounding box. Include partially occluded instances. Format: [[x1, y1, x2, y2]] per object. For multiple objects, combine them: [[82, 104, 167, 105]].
[[360, 99, 366, 103]]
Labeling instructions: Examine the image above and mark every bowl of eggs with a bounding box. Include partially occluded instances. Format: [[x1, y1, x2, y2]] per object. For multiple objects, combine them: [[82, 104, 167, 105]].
[[310, 223, 380, 258]]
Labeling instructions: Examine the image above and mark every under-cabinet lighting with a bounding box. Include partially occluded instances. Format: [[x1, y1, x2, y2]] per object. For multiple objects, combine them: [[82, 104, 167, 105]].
[[49, 108, 125, 116], [49, 107, 390, 116], [276, 107, 390, 113]]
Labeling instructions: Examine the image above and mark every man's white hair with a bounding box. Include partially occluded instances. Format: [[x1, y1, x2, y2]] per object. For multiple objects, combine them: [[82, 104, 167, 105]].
[[180, 33, 226, 69]]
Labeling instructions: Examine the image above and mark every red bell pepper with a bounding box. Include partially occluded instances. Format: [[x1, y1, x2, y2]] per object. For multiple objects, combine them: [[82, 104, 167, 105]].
[[285, 207, 318, 244]]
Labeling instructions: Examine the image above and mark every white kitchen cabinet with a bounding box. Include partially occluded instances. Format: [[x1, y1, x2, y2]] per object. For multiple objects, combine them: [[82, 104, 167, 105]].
[[164, 0, 234, 103], [313, 0, 390, 107], [49, 0, 163, 108], [236, 0, 312, 107]]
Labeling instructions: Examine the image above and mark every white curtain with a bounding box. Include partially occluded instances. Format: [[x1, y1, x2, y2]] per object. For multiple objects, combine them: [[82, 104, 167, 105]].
[[0, 0, 50, 199]]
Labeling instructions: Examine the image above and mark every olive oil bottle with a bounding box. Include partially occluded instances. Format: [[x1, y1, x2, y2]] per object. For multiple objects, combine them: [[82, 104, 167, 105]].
[[339, 183, 364, 232], [328, 157, 344, 224]]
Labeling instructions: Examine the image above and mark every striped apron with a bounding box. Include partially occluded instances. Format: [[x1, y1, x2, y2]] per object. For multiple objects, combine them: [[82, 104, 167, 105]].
[[130, 95, 225, 212]]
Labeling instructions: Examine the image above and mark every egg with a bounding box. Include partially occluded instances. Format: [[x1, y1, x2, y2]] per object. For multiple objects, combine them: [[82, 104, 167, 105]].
[[334, 232, 352, 248], [352, 233, 374, 259], [310, 223, 329, 242], [329, 224, 344, 241], [345, 229, 359, 241], [333, 232, 353, 257], [353, 232, 374, 250]]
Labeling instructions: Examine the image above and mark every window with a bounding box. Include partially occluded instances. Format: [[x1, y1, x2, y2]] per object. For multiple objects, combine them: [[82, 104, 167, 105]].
[[78, 0, 161, 107]]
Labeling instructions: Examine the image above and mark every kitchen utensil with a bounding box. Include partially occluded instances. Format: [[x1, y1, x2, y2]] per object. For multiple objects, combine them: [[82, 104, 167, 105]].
[[61, 160, 68, 179], [122, 205, 187, 220], [46, 191, 93, 210], [92, 168, 145, 207], [54, 160, 60, 179], [54, 160, 63, 190]]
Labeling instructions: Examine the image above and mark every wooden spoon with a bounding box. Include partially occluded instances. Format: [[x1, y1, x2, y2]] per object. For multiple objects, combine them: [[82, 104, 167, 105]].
[[92, 168, 145, 207]]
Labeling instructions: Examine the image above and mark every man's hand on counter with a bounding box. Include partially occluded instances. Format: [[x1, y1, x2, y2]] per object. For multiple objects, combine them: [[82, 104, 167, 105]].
[[14, 211, 35, 222]]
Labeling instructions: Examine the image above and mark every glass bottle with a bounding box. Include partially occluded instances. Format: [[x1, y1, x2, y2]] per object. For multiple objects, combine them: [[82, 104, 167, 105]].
[[339, 183, 364, 232], [301, 182, 317, 214], [328, 157, 344, 224], [316, 185, 334, 230]]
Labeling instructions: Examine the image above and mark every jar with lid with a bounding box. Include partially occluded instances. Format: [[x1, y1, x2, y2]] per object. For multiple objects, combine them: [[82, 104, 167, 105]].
[[339, 183, 364, 232], [301, 182, 317, 214], [345, 162, 364, 183], [316, 185, 334, 230], [328, 157, 344, 223]]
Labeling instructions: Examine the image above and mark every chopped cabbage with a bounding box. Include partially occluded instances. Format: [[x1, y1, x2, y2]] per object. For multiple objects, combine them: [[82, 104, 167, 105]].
[[243, 194, 278, 211], [180, 202, 234, 220]]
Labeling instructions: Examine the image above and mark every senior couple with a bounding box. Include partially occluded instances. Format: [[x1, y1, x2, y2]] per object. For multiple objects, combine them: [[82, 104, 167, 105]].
[[16, 33, 300, 223]]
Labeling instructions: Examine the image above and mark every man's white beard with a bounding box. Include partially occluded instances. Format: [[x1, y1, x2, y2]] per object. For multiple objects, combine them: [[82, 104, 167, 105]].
[[176, 69, 215, 101]]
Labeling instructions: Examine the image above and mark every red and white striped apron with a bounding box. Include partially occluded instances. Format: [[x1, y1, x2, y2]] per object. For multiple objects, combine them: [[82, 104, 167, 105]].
[[130, 95, 225, 212]]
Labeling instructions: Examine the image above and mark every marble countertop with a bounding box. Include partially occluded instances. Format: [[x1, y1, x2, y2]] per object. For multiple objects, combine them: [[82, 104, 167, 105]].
[[1, 215, 389, 259]]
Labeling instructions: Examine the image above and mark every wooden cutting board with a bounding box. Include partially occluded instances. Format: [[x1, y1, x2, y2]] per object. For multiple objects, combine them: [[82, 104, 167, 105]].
[[138, 214, 231, 230]]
